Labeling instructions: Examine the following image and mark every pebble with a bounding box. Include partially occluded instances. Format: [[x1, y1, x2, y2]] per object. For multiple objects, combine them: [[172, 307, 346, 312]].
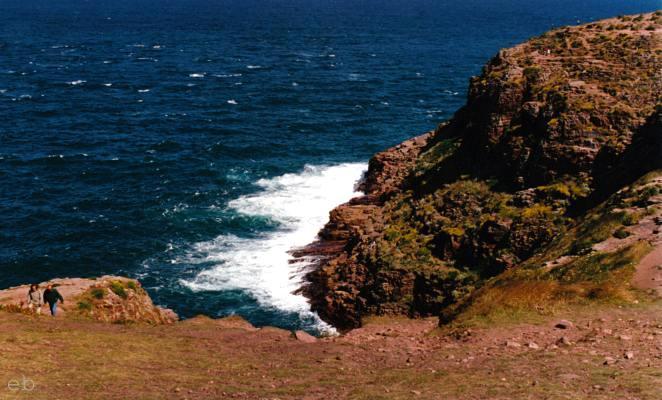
[[624, 351, 634, 359], [555, 320, 574, 329], [505, 340, 521, 348], [556, 336, 572, 346]]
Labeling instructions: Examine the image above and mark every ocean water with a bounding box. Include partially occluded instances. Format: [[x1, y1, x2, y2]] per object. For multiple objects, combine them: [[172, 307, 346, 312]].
[[1, 0, 658, 333]]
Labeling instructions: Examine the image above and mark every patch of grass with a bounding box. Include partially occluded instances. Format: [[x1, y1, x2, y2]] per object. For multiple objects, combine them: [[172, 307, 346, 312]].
[[109, 281, 128, 299], [77, 300, 93, 311], [552, 241, 649, 284], [90, 288, 105, 299], [621, 211, 641, 226], [613, 227, 630, 239], [567, 211, 625, 255], [521, 204, 554, 219]]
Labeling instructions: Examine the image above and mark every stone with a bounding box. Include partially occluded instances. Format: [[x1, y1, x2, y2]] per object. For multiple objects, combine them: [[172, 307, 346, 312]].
[[527, 342, 540, 349], [505, 340, 521, 348], [624, 351, 634, 359], [556, 336, 572, 346], [603, 357, 616, 365], [618, 334, 632, 341], [292, 330, 317, 343], [555, 320, 574, 329]]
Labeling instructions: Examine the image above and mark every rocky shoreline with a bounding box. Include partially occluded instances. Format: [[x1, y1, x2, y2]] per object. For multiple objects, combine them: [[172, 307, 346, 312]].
[[298, 12, 661, 331]]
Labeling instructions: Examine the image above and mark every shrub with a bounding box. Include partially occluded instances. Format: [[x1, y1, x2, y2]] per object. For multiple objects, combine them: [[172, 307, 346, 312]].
[[90, 288, 105, 299], [126, 281, 138, 291], [522, 204, 553, 219], [109, 281, 127, 299], [77, 301, 93, 311], [621, 212, 640, 226], [523, 66, 540, 82], [613, 228, 630, 239]]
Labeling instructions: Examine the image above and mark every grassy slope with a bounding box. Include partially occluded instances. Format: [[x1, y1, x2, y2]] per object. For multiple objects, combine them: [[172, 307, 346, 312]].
[[447, 171, 661, 326], [1, 302, 660, 400]]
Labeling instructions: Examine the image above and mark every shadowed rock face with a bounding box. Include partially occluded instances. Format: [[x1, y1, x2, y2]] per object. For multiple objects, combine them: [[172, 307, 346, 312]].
[[301, 13, 662, 331]]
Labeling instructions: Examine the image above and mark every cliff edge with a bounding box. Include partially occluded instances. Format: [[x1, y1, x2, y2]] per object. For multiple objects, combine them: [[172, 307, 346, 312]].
[[301, 12, 662, 330]]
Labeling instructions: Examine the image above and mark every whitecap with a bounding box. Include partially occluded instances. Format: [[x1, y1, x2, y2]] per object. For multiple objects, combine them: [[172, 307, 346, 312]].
[[67, 80, 86, 86], [180, 163, 367, 334], [189, 73, 205, 78], [227, 99, 238, 105], [103, 83, 112, 87], [213, 73, 242, 78], [138, 89, 150, 93], [246, 65, 262, 69]]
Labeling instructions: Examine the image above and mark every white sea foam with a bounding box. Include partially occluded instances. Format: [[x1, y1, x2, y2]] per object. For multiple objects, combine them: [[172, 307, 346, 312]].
[[227, 99, 238, 105], [246, 65, 262, 69], [103, 83, 113, 87], [189, 73, 205, 78], [180, 163, 367, 333], [138, 89, 150, 93], [67, 80, 86, 85]]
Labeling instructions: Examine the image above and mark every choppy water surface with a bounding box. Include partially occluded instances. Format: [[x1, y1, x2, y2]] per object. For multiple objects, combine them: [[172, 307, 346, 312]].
[[1, 0, 658, 332]]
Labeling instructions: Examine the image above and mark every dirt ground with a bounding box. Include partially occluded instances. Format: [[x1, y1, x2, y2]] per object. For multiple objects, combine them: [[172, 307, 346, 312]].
[[0, 300, 660, 400]]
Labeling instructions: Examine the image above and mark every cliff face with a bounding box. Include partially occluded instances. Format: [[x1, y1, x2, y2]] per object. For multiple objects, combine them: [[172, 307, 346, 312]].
[[302, 12, 662, 331]]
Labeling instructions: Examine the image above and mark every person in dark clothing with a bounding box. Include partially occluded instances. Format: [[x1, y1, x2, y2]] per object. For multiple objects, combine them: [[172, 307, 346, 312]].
[[42, 284, 64, 316]]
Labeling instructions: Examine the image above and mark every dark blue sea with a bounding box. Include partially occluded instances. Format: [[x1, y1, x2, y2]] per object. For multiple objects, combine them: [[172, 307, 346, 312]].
[[1, 0, 658, 333]]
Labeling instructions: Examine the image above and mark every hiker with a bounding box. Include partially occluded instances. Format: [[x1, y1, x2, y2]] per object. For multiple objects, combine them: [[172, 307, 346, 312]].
[[43, 284, 64, 316], [27, 284, 42, 315]]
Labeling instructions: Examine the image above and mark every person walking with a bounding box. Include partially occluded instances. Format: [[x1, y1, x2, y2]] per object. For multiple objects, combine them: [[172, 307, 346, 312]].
[[27, 284, 42, 315], [42, 284, 64, 316]]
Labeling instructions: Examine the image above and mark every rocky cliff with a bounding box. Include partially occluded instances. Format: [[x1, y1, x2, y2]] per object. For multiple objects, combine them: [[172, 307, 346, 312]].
[[0, 276, 178, 324], [301, 12, 662, 331]]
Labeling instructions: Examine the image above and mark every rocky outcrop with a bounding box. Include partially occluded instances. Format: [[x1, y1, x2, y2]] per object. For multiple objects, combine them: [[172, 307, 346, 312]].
[[0, 276, 178, 324], [302, 13, 662, 331], [296, 134, 433, 329]]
